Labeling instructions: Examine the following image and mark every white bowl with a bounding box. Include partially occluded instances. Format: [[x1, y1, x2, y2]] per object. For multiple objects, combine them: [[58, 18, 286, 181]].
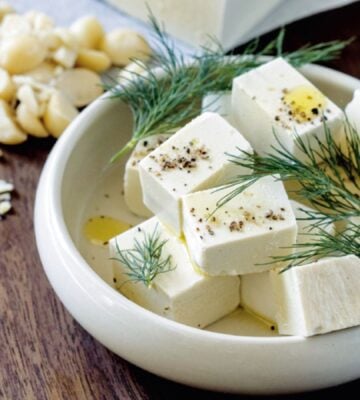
[[35, 63, 360, 395]]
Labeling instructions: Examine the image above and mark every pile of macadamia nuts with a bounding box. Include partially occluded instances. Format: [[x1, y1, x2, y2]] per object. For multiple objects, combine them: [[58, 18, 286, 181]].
[[0, 2, 151, 145]]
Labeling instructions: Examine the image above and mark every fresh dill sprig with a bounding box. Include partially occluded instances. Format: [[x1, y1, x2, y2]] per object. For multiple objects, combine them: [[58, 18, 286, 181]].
[[276, 223, 360, 272], [112, 225, 175, 288], [214, 119, 360, 268], [217, 120, 360, 224], [107, 14, 351, 163]]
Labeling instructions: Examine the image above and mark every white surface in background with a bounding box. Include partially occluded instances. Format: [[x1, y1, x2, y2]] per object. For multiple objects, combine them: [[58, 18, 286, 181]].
[[11, 0, 193, 54], [11, 0, 358, 53], [103, 0, 356, 50]]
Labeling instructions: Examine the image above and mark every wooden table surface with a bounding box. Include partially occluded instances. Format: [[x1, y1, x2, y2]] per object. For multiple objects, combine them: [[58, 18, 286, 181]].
[[1, 2, 360, 399]]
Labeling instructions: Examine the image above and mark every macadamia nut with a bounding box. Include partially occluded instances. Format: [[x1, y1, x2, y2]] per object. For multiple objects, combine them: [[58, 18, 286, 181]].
[[0, 35, 46, 74], [44, 91, 79, 137], [0, 99, 27, 144], [100, 29, 151, 66], [70, 16, 104, 49], [55, 68, 103, 107], [76, 49, 111, 72]]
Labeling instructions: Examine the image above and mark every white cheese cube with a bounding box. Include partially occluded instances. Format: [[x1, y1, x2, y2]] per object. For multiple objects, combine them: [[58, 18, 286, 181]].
[[201, 91, 232, 122], [124, 134, 170, 217], [346, 89, 360, 131], [241, 271, 277, 324], [110, 217, 240, 328], [323, 165, 360, 233], [139, 112, 252, 236], [182, 176, 297, 276], [231, 58, 344, 162], [241, 200, 336, 324], [349, 216, 360, 228], [271, 255, 360, 336]]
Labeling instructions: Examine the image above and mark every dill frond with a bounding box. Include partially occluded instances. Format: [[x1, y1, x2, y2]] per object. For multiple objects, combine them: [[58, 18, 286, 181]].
[[215, 120, 360, 268], [107, 15, 350, 163], [278, 223, 360, 271], [217, 120, 360, 223], [112, 224, 175, 287]]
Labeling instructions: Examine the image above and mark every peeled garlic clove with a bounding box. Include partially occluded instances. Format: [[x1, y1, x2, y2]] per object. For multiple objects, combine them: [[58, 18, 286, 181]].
[[1, 14, 32, 37], [55, 68, 103, 107], [43, 91, 79, 138], [100, 29, 151, 66], [70, 16, 104, 49], [0, 68, 15, 101], [0, 35, 46, 74], [76, 49, 111, 72], [37, 101, 48, 117], [22, 62, 57, 84], [52, 46, 78, 69], [117, 61, 147, 84], [0, 100, 27, 144], [16, 102, 48, 137], [17, 84, 39, 116]]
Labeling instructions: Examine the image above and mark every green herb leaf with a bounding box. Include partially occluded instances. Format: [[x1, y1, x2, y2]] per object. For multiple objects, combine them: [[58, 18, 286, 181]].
[[214, 119, 360, 269], [107, 15, 351, 162], [112, 224, 176, 288]]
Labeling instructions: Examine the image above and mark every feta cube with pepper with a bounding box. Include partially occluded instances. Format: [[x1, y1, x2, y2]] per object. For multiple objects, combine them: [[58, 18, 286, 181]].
[[231, 57, 343, 162], [241, 200, 336, 324], [124, 134, 170, 217], [182, 176, 297, 276], [110, 217, 241, 328], [138, 112, 252, 236], [271, 255, 360, 336]]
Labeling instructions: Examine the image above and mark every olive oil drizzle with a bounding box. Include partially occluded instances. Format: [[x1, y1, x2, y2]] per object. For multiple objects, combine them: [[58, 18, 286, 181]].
[[84, 215, 132, 246]]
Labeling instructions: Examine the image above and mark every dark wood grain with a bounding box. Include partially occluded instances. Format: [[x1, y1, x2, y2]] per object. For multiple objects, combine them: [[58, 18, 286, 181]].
[[1, 3, 360, 399]]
